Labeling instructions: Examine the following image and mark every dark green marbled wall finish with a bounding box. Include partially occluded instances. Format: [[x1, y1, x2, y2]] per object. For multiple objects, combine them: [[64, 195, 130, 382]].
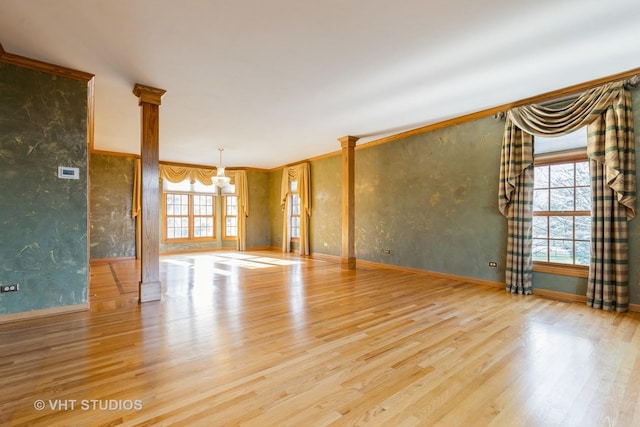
[[246, 169, 271, 248], [89, 154, 136, 259], [0, 62, 88, 315], [354, 117, 507, 282]]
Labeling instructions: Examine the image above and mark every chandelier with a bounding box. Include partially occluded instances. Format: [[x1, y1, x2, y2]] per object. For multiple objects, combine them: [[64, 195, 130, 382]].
[[212, 148, 231, 188]]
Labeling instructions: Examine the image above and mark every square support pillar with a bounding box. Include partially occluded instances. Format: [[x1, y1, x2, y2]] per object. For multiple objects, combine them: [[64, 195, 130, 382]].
[[133, 84, 166, 302], [339, 135, 358, 270]]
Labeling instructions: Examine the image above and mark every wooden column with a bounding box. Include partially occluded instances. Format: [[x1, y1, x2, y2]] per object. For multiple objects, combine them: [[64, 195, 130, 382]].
[[339, 135, 359, 270], [133, 84, 166, 302]]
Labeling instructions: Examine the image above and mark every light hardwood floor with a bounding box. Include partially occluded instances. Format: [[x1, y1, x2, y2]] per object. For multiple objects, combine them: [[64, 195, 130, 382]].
[[1, 251, 640, 426]]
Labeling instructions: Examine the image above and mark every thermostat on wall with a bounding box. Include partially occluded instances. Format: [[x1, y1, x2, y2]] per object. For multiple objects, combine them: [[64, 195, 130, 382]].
[[58, 166, 80, 180]]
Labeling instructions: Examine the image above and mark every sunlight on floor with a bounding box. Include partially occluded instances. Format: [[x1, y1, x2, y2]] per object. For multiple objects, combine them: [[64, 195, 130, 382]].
[[161, 253, 304, 270]]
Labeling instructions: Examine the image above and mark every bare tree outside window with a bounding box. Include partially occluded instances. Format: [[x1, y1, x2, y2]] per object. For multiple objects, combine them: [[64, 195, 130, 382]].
[[533, 160, 590, 266]]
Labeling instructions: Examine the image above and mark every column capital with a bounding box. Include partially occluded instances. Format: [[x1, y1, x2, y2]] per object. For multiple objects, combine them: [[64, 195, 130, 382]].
[[133, 83, 166, 106], [338, 135, 359, 148]]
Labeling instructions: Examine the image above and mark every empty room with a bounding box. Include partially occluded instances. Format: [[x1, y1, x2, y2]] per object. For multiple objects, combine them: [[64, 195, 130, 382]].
[[2, 1, 640, 426]]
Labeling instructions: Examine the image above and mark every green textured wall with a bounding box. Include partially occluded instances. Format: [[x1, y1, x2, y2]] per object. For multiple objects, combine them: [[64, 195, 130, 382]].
[[270, 168, 284, 249], [354, 118, 507, 283], [310, 155, 341, 256], [246, 169, 271, 249], [89, 154, 136, 259], [0, 62, 88, 315], [624, 86, 640, 304]]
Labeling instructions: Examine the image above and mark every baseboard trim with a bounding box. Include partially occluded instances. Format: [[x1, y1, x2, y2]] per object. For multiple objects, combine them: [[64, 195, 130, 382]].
[[0, 303, 89, 324], [308, 252, 341, 263], [355, 258, 504, 289]]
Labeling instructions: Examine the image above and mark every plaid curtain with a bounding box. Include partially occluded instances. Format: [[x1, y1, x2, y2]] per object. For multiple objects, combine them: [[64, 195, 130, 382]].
[[499, 81, 635, 308], [499, 120, 534, 294], [586, 89, 636, 312]]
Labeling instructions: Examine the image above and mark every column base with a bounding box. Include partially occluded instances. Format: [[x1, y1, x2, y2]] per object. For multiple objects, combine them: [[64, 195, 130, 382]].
[[341, 257, 356, 270], [139, 281, 162, 303]]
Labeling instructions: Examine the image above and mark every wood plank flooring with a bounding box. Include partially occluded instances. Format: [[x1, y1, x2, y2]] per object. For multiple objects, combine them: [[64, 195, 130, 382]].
[[1, 250, 640, 426]]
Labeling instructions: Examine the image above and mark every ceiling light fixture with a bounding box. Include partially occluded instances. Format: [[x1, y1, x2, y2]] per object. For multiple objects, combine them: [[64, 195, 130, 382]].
[[213, 148, 231, 188]]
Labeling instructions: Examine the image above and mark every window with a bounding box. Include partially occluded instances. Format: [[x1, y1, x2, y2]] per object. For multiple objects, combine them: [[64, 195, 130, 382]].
[[291, 194, 300, 239], [163, 179, 215, 241], [290, 180, 300, 239], [533, 128, 590, 274], [166, 193, 190, 239], [192, 195, 215, 238], [223, 195, 238, 239]]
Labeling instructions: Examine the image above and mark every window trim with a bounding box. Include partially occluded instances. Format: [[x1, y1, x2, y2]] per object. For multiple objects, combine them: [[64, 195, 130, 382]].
[[163, 191, 216, 243], [534, 150, 587, 166], [532, 150, 589, 278]]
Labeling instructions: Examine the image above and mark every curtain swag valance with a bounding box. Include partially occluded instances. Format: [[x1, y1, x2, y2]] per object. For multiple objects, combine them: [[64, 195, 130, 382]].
[[160, 164, 236, 185], [500, 81, 636, 220]]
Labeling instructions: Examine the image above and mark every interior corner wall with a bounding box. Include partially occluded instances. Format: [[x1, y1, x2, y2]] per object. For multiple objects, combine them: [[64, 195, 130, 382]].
[[89, 153, 136, 259], [0, 62, 89, 316], [269, 168, 284, 249], [246, 169, 271, 249], [309, 155, 341, 256]]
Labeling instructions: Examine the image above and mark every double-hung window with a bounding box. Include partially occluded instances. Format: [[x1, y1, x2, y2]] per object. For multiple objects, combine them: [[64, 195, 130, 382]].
[[290, 180, 300, 240], [223, 195, 238, 239], [163, 179, 215, 241], [532, 128, 590, 276]]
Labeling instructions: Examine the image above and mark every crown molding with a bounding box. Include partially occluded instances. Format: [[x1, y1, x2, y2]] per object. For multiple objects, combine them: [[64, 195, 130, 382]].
[[0, 41, 94, 82]]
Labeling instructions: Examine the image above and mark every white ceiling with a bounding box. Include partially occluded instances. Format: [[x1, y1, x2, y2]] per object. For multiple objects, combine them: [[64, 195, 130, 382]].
[[1, 0, 639, 169]]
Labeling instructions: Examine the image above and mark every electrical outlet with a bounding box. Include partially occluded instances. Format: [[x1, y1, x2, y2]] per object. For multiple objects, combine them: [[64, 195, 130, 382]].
[[0, 284, 19, 293], [488, 262, 498, 268]]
